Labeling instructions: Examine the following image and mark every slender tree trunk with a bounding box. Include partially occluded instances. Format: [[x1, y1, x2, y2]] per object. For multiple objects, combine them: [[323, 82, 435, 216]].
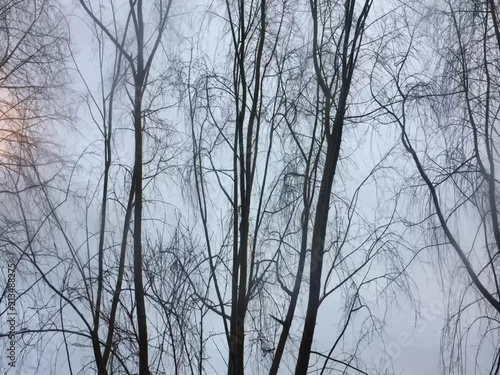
[[269, 206, 309, 375], [91, 330, 108, 375], [294, 2, 371, 372], [294, 123, 342, 375], [133, 71, 150, 375]]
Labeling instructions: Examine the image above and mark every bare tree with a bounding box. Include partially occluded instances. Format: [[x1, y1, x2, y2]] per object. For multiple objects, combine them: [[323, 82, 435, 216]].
[[0, 1, 179, 373], [187, 1, 287, 373], [77, 1, 173, 373], [0, 0, 67, 243], [293, 1, 373, 373], [372, 0, 500, 373], [0, 1, 425, 375], [0, 1, 68, 371], [186, 1, 408, 375]]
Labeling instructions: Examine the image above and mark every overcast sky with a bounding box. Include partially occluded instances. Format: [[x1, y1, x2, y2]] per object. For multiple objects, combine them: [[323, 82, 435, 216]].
[[1, 1, 497, 374]]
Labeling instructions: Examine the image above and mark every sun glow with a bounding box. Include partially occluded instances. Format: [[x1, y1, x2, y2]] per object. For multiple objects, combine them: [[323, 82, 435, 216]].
[[0, 89, 30, 160]]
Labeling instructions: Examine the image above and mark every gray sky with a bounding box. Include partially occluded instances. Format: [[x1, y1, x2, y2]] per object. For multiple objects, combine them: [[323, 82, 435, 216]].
[[1, 1, 497, 374]]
